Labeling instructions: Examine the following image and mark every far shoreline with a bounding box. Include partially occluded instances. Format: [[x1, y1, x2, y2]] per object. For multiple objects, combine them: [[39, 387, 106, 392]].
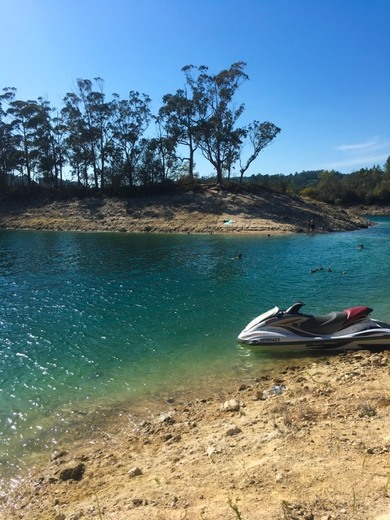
[[0, 189, 376, 235]]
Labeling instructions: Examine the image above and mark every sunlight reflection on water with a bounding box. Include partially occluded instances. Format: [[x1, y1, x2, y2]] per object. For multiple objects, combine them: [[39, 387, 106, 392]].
[[1, 219, 390, 476]]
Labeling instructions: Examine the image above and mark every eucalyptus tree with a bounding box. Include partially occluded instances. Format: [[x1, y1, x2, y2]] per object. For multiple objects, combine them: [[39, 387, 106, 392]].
[[182, 62, 249, 184], [137, 131, 179, 186], [74, 78, 100, 188], [31, 97, 66, 188], [0, 87, 18, 189], [50, 111, 67, 187], [76, 78, 114, 189], [62, 78, 114, 189], [238, 121, 281, 183], [137, 137, 164, 186], [1, 88, 62, 190], [7, 97, 50, 185], [61, 91, 91, 187], [153, 117, 181, 183], [158, 86, 199, 183], [110, 90, 151, 187]]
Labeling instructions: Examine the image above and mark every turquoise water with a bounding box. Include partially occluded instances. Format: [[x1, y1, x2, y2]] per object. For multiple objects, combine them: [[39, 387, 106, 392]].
[[1, 216, 390, 477]]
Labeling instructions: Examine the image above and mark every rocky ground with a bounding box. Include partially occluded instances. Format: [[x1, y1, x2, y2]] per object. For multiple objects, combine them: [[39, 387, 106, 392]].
[[1, 350, 390, 520], [0, 186, 372, 234]]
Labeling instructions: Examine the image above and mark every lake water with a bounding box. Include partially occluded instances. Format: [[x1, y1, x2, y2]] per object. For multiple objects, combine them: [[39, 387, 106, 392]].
[[1, 216, 390, 478]]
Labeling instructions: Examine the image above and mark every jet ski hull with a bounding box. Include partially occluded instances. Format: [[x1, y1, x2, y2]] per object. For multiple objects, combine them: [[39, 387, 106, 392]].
[[237, 304, 390, 352], [238, 334, 390, 352]]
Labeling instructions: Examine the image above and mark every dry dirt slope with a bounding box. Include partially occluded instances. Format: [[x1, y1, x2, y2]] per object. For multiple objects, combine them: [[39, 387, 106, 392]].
[[0, 187, 371, 234]]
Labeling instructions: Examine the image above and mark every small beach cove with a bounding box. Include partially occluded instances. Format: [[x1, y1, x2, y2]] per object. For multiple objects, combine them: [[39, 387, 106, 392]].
[[1, 191, 390, 519]]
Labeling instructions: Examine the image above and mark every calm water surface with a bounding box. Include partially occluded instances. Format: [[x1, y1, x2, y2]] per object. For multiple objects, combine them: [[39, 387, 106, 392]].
[[1, 216, 390, 477]]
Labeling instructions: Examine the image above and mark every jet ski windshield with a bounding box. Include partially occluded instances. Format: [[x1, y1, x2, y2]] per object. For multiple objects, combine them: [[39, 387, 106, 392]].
[[240, 306, 280, 333]]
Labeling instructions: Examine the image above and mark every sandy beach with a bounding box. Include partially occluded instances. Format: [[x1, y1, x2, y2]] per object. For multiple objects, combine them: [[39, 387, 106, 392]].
[[1, 189, 389, 519]]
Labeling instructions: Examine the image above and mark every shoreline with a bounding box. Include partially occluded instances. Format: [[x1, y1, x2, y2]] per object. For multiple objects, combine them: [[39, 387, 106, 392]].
[[0, 189, 374, 235], [1, 193, 390, 519], [1, 349, 390, 519]]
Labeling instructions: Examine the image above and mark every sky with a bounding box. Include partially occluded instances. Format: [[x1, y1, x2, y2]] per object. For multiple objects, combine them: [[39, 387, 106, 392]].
[[1, 0, 390, 177]]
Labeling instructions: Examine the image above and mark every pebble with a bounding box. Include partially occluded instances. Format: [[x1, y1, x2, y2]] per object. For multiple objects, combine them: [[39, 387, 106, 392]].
[[222, 399, 240, 412], [225, 426, 242, 437], [128, 467, 143, 478]]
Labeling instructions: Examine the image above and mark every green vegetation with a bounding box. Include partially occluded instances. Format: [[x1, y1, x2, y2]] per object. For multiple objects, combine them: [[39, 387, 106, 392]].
[[0, 63, 280, 195], [243, 158, 390, 206], [2, 63, 388, 206], [228, 496, 244, 520]]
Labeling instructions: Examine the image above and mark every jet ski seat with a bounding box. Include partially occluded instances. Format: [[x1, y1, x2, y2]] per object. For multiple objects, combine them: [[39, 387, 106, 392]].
[[297, 311, 347, 334]]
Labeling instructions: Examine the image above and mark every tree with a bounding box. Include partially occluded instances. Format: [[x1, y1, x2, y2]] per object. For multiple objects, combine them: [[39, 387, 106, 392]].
[[137, 122, 180, 187], [159, 87, 199, 183], [238, 121, 281, 183], [314, 170, 343, 204], [75, 78, 112, 189], [61, 91, 91, 187], [376, 157, 390, 202], [62, 78, 114, 189], [0, 62, 283, 193], [7, 98, 48, 185], [384, 156, 390, 177], [0, 87, 18, 190], [111, 91, 151, 187], [182, 62, 249, 184], [33, 97, 61, 188], [50, 111, 67, 188], [153, 118, 180, 183]]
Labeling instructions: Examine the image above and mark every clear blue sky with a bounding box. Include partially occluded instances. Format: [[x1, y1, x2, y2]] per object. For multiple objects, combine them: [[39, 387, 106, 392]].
[[1, 0, 389, 176]]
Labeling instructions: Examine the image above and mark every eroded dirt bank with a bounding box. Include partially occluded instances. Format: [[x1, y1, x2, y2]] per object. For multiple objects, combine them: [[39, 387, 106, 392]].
[[0, 188, 372, 234]]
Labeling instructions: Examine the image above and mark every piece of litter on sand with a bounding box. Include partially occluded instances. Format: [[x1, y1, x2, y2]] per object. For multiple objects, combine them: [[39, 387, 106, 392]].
[[262, 385, 286, 399]]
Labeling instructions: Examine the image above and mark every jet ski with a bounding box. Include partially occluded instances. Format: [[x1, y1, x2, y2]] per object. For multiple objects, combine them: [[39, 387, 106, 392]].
[[237, 302, 390, 351]]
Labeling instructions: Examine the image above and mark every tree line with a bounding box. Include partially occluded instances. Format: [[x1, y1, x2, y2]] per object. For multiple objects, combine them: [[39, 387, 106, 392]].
[[244, 158, 390, 206], [0, 62, 281, 195]]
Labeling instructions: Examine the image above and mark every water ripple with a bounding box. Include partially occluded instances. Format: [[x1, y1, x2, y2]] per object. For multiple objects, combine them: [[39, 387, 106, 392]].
[[1, 223, 390, 475]]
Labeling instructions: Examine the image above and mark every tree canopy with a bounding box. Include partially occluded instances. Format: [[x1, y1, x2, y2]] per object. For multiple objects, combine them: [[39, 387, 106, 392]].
[[245, 162, 390, 206], [0, 63, 281, 194]]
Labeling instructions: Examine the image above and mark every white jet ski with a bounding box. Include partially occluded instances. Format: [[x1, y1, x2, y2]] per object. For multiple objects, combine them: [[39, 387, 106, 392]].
[[237, 302, 390, 351]]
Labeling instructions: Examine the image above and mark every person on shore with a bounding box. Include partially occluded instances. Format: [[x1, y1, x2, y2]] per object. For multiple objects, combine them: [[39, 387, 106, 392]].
[[307, 219, 316, 232]]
